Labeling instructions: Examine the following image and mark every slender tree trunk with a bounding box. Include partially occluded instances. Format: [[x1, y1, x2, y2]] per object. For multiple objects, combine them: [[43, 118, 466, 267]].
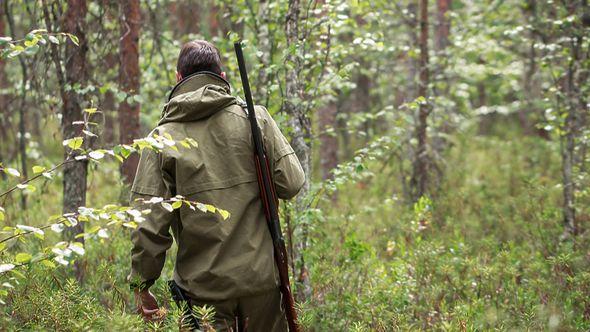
[[561, 114, 576, 236], [61, 0, 89, 280], [256, 0, 273, 107], [405, 2, 419, 102], [285, 0, 312, 302], [410, 0, 431, 201], [561, 77, 576, 236], [521, 0, 550, 139], [170, 0, 200, 38], [119, 0, 141, 184], [435, 0, 450, 51], [432, 0, 452, 157], [4, 1, 27, 206], [102, 52, 117, 146], [0, 3, 8, 181], [97, 0, 118, 146], [319, 102, 338, 180], [560, 33, 581, 237]]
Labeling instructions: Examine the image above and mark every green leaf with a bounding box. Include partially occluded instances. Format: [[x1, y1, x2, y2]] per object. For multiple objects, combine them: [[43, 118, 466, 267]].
[[204, 204, 216, 213], [0, 37, 13, 46], [87, 225, 101, 234], [23, 45, 40, 55], [180, 140, 191, 149], [29, 28, 47, 34], [171, 201, 183, 209], [32, 166, 46, 174], [122, 222, 137, 229], [0, 264, 15, 273], [10, 269, 25, 279], [4, 168, 20, 177], [161, 202, 173, 212], [63, 137, 84, 150], [218, 209, 230, 221], [40, 260, 56, 268], [186, 138, 198, 148], [89, 151, 105, 160], [67, 33, 79, 46], [15, 253, 32, 263], [132, 95, 144, 103], [24, 39, 38, 47], [48, 35, 59, 44]]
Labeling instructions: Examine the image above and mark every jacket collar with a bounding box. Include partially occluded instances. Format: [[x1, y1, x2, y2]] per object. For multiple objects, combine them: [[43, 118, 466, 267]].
[[168, 71, 231, 101]]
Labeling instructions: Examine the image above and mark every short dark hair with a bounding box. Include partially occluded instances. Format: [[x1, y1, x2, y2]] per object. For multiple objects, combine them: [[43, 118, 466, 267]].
[[176, 40, 223, 78]]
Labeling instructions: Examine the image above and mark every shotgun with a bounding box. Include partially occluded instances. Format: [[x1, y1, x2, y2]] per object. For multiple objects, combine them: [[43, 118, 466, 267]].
[[168, 280, 200, 330], [234, 41, 300, 332]]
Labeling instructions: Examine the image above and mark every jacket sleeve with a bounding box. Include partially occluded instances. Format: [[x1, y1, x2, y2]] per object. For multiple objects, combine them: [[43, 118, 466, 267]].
[[260, 106, 306, 200], [128, 147, 176, 290]]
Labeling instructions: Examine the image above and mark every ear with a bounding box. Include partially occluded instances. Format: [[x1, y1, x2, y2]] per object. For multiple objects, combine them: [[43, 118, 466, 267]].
[[220, 72, 226, 80], [176, 71, 182, 82]]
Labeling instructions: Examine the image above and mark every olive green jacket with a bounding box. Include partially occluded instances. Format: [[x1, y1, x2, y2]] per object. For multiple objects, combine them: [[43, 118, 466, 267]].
[[129, 72, 305, 300]]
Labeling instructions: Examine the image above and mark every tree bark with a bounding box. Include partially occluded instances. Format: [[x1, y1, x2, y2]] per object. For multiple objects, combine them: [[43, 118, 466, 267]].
[[0, 3, 8, 181], [435, 0, 450, 51], [256, 0, 273, 107], [119, 0, 141, 184], [99, 0, 118, 146], [170, 0, 200, 38], [405, 2, 419, 102], [319, 102, 338, 180], [4, 1, 27, 206], [560, 27, 581, 237], [102, 52, 117, 146], [410, 0, 431, 201], [61, 0, 89, 280], [284, 0, 312, 302]]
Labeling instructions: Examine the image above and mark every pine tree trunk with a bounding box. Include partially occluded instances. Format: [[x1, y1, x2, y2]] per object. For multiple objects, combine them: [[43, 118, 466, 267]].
[[284, 0, 312, 302], [410, 0, 431, 202], [62, 0, 89, 280], [119, 0, 141, 184]]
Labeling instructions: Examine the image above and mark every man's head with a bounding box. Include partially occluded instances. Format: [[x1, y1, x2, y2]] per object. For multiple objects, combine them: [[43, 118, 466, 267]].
[[176, 40, 225, 82]]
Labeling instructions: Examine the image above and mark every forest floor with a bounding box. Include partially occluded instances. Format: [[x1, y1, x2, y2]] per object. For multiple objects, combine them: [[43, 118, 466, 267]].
[[1, 122, 589, 331]]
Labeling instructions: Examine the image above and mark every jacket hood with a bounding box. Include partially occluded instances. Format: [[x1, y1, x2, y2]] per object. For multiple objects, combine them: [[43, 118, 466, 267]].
[[159, 72, 237, 125]]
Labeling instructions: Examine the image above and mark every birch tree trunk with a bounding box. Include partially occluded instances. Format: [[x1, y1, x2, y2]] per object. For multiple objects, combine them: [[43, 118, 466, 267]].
[[284, 0, 312, 302], [119, 0, 141, 184]]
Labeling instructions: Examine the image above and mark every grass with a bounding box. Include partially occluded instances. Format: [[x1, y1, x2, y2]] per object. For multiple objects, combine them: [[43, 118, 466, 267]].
[[1, 124, 589, 331]]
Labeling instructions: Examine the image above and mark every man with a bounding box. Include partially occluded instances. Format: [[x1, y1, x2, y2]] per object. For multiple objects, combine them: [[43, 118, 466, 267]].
[[129, 40, 305, 331]]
